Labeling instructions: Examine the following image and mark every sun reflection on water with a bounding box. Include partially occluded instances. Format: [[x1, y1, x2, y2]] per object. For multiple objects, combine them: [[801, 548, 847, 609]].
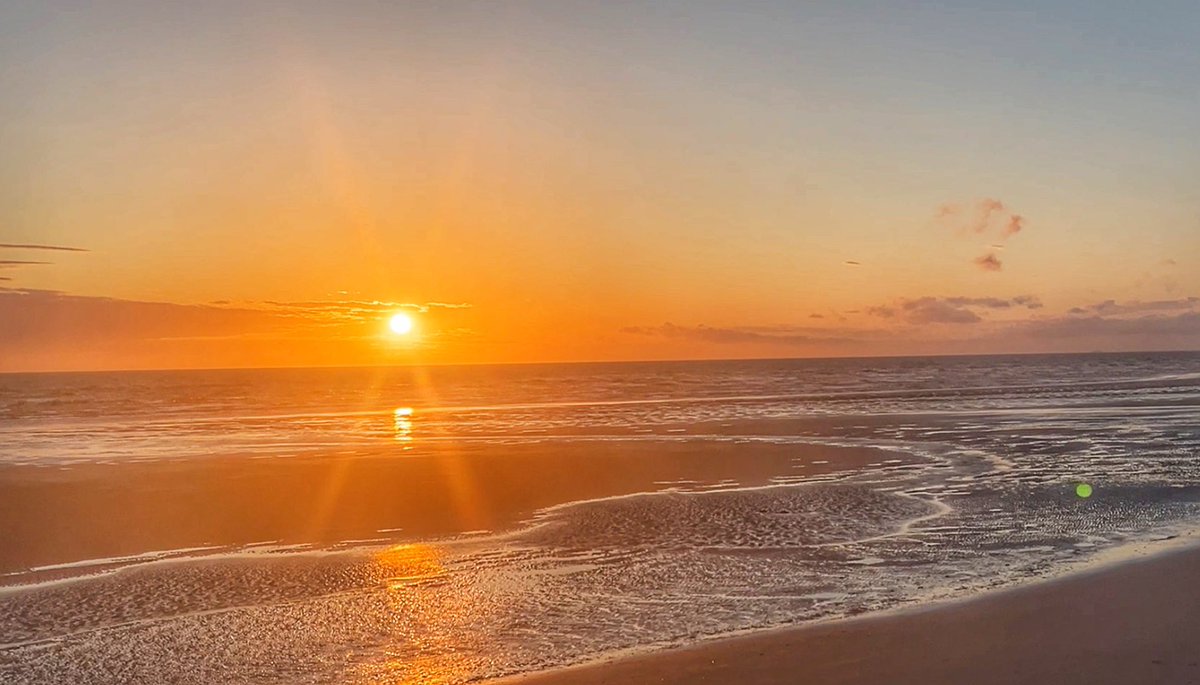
[[393, 407, 414, 446]]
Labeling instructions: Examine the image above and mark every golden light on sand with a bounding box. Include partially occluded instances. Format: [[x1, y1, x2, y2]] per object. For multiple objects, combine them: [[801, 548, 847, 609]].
[[374, 543, 446, 588], [389, 312, 414, 335]]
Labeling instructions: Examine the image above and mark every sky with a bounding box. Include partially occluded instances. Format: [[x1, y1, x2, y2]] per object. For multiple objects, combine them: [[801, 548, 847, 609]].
[[2, 1, 1198, 371]]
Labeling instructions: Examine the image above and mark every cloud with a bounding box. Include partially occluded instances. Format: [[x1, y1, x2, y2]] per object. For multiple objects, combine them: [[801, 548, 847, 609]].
[[973, 198, 1007, 234], [974, 253, 1002, 271], [620, 323, 862, 347], [934, 203, 959, 220], [0, 289, 475, 371], [0, 245, 87, 282], [1002, 214, 1024, 239], [867, 295, 1042, 325], [843, 260, 861, 266], [0, 290, 474, 336], [1015, 312, 1200, 339], [621, 291, 1200, 359], [249, 299, 474, 323], [0, 243, 89, 252], [937, 198, 1019, 235], [1072, 297, 1199, 316], [900, 299, 982, 324], [0, 288, 283, 338], [935, 198, 1027, 271], [954, 297, 1007, 308]]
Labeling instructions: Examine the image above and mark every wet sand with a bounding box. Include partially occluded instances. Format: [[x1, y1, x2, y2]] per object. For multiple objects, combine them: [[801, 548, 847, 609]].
[[501, 541, 1200, 685], [0, 439, 902, 575]]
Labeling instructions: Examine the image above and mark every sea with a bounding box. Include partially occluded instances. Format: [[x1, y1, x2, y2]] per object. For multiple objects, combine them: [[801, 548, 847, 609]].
[[1, 352, 1199, 683]]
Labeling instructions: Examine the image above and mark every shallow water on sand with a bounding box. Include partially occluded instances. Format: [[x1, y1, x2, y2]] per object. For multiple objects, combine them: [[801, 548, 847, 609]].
[[1, 353, 1199, 683]]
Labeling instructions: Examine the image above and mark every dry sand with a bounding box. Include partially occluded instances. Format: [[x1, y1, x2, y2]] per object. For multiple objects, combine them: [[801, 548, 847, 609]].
[[501, 541, 1200, 685]]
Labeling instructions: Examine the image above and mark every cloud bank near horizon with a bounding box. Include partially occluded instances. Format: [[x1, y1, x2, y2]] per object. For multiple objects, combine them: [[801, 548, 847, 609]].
[[2, 288, 1198, 371], [0, 289, 476, 371], [623, 295, 1200, 355]]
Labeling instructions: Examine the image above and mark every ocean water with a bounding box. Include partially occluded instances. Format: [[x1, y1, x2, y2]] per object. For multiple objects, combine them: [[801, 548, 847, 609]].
[[1, 353, 1199, 683]]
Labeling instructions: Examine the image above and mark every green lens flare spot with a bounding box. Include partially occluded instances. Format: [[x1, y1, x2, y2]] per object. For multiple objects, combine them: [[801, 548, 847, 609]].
[[1075, 483, 1093, 499]]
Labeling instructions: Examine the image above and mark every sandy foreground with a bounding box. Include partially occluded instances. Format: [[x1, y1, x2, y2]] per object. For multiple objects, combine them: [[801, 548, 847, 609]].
[[0, 439, 895, 575], [500, 541, 1200, 685]]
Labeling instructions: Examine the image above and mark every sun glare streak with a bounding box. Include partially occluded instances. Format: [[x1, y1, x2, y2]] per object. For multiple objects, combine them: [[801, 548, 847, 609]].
[[407, 365, 488, 532]]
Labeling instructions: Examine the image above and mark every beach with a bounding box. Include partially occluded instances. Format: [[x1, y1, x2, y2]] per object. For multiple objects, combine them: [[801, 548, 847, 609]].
[[0, 439, 894, 575], [1, 356, 1198, 684], [505, 539, 1200, 685], [6, 2, 1200, 681]]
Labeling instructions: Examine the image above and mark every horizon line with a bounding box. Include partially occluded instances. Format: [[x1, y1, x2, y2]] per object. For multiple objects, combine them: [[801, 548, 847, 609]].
[[3, 348, 1198, 377]]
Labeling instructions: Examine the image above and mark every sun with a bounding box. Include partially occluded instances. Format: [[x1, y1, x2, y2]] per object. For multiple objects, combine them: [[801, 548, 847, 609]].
[[388, 313, 414, 335]]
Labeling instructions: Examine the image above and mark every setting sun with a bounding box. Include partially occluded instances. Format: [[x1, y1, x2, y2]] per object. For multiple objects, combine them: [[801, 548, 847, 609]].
[[388, 313, 414, 336]]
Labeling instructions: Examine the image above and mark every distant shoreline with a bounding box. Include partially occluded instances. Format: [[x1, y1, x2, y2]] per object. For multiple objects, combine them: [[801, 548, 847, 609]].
[[4, 348, 1198, 377]]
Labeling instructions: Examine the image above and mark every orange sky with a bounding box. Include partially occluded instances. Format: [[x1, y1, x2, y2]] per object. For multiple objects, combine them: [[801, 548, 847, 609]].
[[2, 4, 1198, 371]]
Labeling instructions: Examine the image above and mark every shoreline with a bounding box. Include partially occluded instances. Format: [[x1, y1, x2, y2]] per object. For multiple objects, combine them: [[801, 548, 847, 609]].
[[496, 531, 1200, 685]]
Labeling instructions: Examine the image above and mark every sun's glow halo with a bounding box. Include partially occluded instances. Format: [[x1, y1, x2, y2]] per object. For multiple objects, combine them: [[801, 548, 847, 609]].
[[389, 313, 414, 335]]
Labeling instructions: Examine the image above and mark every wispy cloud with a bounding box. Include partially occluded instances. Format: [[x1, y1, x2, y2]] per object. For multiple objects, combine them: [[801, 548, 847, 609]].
[[235, 299, 474, 325], [1002, 214, 1024, 239], [1015, 312, 1200, 339], [867, 295, 1042, 325], [1069, 297, 1199, 316], [624, 286, 1195, 359], [898, 299, 981, 324], [620, 323, 863, 347], [0, 260, 52, 267], [936, 198, 1027, 272], [843, 260, 862, 266], [0, 289, 295, 370], [622, 294, 1200, 358], [0, 289, 477, 371], [974, 253, 1002, 271], [937, 198, 1024, 237], [973, 198, 1006, 234], [0, 243, 89, 252]]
